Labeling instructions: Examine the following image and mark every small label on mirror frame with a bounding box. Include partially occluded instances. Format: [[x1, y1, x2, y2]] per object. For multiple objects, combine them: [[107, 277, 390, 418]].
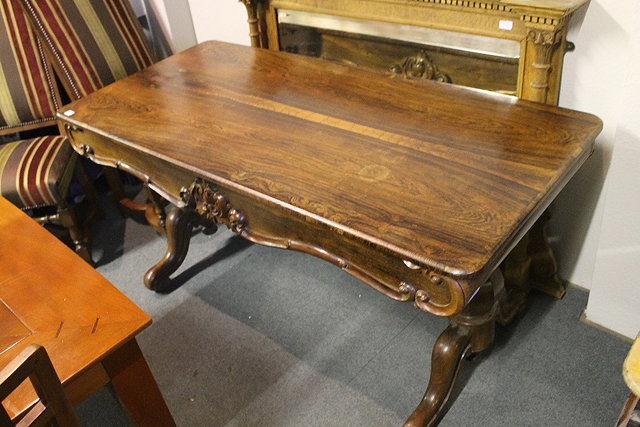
[[499, 20, 513, 31]]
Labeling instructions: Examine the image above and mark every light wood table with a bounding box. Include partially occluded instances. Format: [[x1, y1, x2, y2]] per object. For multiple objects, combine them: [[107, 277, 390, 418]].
[[0, 196, 174, 425], [58, 41, 601, 425]]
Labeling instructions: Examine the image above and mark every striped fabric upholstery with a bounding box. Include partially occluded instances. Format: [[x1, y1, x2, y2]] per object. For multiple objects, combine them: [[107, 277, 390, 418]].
[[0, 135, 74, 208], [0, 0, 59, 133], [19, 0, 155, 99]]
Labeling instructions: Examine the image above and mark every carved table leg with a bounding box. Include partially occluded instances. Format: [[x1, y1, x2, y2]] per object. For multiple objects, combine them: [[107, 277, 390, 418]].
[[144, 206, 199, 291], [405, 274, 502, 426], [528, 211, 566, 298], [404, 325, 471, 427], [499, 233, 530, 324]]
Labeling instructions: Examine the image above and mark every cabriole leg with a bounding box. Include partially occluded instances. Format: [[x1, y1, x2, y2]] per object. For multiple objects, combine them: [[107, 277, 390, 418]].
[[529, 211, 566, 298], [404, 325, 472, 427], [405, 274, 502, 426], [144, 206, 199, 291]]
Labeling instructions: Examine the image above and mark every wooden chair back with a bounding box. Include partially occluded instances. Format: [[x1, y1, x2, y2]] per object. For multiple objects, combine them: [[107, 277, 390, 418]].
[[0, 345, 80, 427]]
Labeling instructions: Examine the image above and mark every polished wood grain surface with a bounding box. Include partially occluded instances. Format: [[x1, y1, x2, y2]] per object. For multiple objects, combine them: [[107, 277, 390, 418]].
[[0, 196, 172, 424], [257, 0, 593, 304], [59, 41, 600, 294]]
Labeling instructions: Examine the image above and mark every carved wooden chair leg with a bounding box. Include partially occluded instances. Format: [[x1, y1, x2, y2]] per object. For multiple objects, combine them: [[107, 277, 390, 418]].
[[405, 273, 502, 426], [528, 210, 566, 298], [74, 157, 104, 222], [104, 167, 169, 233], [57, 203, 92, 264], [144, 186, 169, 235], [144, 206, 200, 291], [103, 167, 150, 220]]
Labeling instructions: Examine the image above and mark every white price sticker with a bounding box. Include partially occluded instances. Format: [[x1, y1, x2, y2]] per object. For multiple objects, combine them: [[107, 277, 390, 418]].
[[499, 20, 513, 31]]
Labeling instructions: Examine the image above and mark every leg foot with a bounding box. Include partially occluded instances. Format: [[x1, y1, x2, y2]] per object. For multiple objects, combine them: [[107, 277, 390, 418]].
[[617, 392, 640, 427], [144, 206, 198, 291], [103, 339, 175, 427], [406, 274, 502, 426], [404, 325, 471, 427]]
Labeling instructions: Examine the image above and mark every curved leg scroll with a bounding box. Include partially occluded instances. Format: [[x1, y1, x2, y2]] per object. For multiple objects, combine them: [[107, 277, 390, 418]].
[[144, 206, 200, 291], [404, 325, 471, 427], [406, 274, 502, 426]]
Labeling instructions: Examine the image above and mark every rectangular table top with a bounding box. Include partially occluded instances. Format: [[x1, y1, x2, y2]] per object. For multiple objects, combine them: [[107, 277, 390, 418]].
[[58, 41, 601, 305], [0, 196, 150, 418]]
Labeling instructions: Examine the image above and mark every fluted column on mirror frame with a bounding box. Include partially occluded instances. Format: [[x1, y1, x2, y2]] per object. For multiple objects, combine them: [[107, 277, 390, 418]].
[[525, 28, 563, 104], [238, 0, 265, 48]]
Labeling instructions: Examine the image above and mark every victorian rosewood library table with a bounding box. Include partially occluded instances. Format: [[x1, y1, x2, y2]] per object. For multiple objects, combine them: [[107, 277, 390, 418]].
[[58, 41, 601, 425]]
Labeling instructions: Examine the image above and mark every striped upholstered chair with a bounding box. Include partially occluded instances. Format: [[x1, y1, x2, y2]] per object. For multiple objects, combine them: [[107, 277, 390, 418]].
[[17, 0, 155, 99], [17, 0, 164, 229], [0, 0, 92, 262]]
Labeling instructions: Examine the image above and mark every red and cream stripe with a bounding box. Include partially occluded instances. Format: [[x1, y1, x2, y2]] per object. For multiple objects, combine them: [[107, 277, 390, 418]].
[[0, 136, 70, 208], [0, 0, 57, 129], [20, 0, 155, 99], [6, 0, 54, 119], [105, 0, 153, 69], [25, 0, 102, 97]]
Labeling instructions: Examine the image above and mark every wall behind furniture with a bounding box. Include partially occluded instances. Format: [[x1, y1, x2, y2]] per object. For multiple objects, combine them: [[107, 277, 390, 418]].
[[554, 0, 640, 339], [145, 0, 640, 339], [146, 0, 197, 52], [188, 0, 250, 46]]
